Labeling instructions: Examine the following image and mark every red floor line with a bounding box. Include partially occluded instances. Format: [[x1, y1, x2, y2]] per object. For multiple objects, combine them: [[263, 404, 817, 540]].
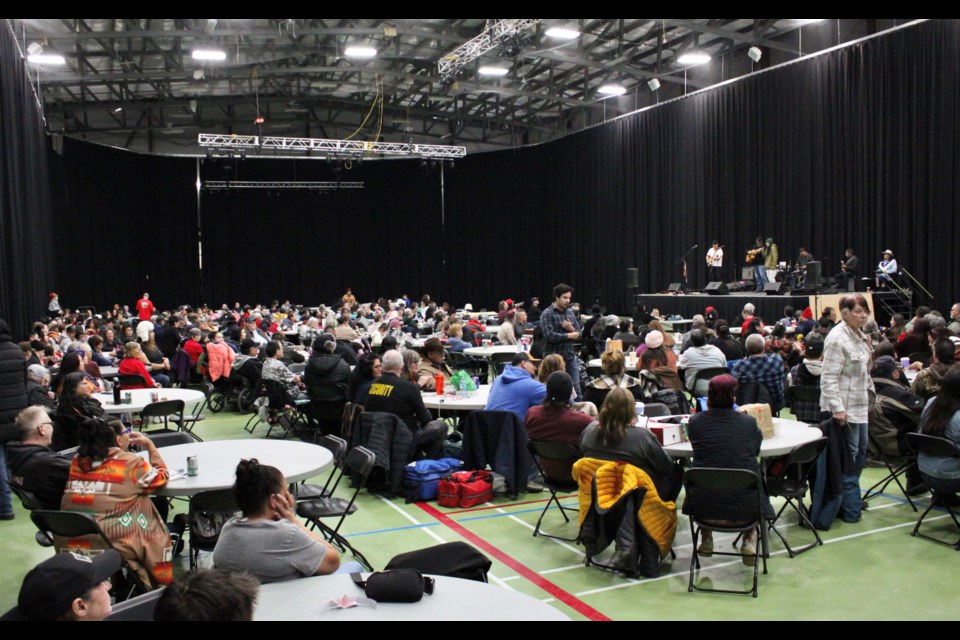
[[445, 493, 577, 515], [415, 501, 611, 622]]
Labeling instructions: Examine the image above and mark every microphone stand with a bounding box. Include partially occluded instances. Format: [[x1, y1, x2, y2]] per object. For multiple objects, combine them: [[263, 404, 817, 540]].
[[677, 244, 699, 292]]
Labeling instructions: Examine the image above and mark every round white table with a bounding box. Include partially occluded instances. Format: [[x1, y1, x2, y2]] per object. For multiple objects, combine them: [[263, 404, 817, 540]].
[[99, 366, 119, 378], [463, 345, 519, 358], [587, 358, 639, 372], [157, 439, 333, 497], [255, 573, 570, 621], [662, 417, 821, 458], [93, 388, 205, 414], [421, 384, 491, 411]]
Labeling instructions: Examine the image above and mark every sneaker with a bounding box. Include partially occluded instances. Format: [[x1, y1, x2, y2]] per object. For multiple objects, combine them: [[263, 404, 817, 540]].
[[740, 540, 757, 566], [905, 483, 929, 497], [697, 538, 714, 557], [525, 481, 545, 493]]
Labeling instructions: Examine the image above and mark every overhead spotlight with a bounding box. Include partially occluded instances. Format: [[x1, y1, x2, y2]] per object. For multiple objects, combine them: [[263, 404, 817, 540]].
[[677, 49, 711, 66], [647, 78, 661, 92], [545, 27, 579, 40], [193, 69, 205, 80], [478, 66, 509, 77], [747, 47, 763, 63], [598, 84, 627, 96], [191, 49, 226, 61], [114, 107, 123, 113], [26, 43, 66, 65], [345, 46, 377, 58], [254, 116, 265, 125]]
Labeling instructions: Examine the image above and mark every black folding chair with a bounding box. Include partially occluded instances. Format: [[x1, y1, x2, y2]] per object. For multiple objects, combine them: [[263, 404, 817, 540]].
[[188, 489, 241, 570], [526, 440, 582, 542], [684, 468, 768, 597], [296, 446, 376, 570], [863, 398, 921, 511], [764, 437, 828, 557], [30, 510, 148, 601], [140, 399, 202, 442], [117, 373, 149, 390], [104, 588, 163, 621], [906, 433, 960, 550], [686, 366, 730, 406], [8, 478, 54, 547], [295, 435, 349, 501]]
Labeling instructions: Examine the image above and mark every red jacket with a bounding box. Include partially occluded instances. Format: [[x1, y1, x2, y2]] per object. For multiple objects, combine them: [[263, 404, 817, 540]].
[[183, 339, 204, 367], [137, 298, 155, 321], [118, 357, 156, 388]]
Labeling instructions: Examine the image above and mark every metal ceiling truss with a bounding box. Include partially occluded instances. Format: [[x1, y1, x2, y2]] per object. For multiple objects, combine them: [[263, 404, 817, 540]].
[[198, 133, 466, 159], [202, 180, 364, 190], [14, 19, 912, 155]]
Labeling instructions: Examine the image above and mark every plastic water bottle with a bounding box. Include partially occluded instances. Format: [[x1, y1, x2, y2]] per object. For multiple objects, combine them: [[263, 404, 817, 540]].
[[605, 338, 611, 353]]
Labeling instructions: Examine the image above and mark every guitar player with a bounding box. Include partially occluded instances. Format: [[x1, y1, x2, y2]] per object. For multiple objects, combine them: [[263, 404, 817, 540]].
[[745, 236, 767, 291]]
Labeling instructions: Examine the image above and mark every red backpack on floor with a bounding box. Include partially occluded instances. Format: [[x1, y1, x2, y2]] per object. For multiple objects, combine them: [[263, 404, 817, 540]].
[[438, 470, 493, 508]]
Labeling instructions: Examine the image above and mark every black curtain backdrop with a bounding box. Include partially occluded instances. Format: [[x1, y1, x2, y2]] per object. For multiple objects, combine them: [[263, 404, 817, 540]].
[[49, 137, 199, 313], [0, 25, 54, 338], [45, 19, 960, 317]]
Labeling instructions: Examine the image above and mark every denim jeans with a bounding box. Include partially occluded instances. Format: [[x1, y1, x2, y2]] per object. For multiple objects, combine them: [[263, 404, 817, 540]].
[[0, 444, 13, 515], [754, 264, 767, 290], [564, 357, 583, 401], [841, 422, 868, 522]]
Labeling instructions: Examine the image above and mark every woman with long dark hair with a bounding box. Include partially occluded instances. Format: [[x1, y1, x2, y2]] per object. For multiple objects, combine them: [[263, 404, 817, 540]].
[[212, 459, 363, 583], [347, 352, 381, 406], [579, 388, 677, 499], [61, 417, 172, 589], [53, 372, 105, 450], [918, 368, 960, 497]]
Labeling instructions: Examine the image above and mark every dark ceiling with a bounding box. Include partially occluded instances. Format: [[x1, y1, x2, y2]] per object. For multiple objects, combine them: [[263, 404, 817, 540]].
[[11, 19, 915, 157]]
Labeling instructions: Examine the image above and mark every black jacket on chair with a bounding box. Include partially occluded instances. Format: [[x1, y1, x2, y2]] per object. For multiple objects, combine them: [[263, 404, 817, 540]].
[[351, 411, 414, 495], [0, 320, 27, 443], [461, 410, 532, 498]]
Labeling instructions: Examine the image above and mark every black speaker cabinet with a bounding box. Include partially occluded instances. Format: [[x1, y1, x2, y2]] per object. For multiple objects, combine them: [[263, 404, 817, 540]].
[[704, 281, 729, 295], [764, 281, 787, 295], [667, 282, 684, 293], [806, 261, 823, 288], [626, 268, 639, 289]]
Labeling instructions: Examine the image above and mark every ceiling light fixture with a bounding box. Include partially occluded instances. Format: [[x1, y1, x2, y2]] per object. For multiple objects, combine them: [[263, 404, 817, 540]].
[[677, 49, 711, 66], [747, 47, 762, 63], [598, 84, 627, 96], [344, 46, 377, 58], [26, 43, 65, 65], [192, 49, 227, 61], [478, 66, 509, 77], [545, 27, 580, 40]]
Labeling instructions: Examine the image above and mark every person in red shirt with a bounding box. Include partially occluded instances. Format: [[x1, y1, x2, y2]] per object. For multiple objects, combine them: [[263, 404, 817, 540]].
[[137, 293, 155, 322], [182, 328, 205, 367], [117, 342, 159, 388]]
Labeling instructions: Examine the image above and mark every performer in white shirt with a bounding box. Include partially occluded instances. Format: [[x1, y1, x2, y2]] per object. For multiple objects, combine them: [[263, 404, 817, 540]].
[[706, 240, 723, 283]]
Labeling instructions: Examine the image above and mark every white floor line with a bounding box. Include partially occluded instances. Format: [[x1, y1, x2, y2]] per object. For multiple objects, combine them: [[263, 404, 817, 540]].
[[377, 495, 447, 545], [572, 513, 955, 597]]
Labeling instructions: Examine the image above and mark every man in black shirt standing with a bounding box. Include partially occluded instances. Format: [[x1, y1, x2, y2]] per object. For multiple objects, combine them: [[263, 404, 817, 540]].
[[365, 350, 446, 459]]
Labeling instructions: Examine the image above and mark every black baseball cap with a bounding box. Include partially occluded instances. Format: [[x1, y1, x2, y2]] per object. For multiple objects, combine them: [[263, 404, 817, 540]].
[[8, 549, 121, 621]]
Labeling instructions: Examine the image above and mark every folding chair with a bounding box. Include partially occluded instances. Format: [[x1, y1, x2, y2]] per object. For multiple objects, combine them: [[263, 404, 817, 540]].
[[684, 467, 768, 597], [295, 435, 348, 501], [296, 446, 376, 570], [863, 397, 920, 511], [526, 440, 582, 542], [117, 373, 149, 389], [8, 478, 54, 547], [140, 399, 203, 442], [906, 433, 960, 550], [686, 366, 730, 405], [188, 489, 241, 570], [103, 588, 163, 621], [30, 510, 149, 601], [764, 437, 828, 557], [174, 382, 212, 434]]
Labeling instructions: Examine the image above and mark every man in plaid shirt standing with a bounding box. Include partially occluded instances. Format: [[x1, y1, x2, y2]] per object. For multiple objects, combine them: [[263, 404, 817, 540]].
[[540, 283, 584, 400], [732, 334, 785, 412]]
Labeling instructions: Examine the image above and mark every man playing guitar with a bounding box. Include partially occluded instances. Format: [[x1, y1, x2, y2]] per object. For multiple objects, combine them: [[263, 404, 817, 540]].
[[706, 240, 723, 284], [746, 236, 767, 291]]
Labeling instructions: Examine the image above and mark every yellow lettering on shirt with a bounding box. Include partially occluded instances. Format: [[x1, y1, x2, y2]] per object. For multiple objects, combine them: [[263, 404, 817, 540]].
[[368, 383, 394, 397]]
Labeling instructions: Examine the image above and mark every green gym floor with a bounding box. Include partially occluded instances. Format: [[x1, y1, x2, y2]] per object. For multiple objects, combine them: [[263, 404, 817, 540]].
[[2, 405, 957, 621]]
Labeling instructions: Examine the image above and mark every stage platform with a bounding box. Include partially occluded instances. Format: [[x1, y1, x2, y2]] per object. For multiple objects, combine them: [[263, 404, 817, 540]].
[[632, 291, 859, 326]]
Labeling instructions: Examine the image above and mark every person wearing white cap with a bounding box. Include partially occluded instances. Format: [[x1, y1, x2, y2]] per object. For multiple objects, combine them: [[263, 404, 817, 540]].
[[875, 249, 899, 289]]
